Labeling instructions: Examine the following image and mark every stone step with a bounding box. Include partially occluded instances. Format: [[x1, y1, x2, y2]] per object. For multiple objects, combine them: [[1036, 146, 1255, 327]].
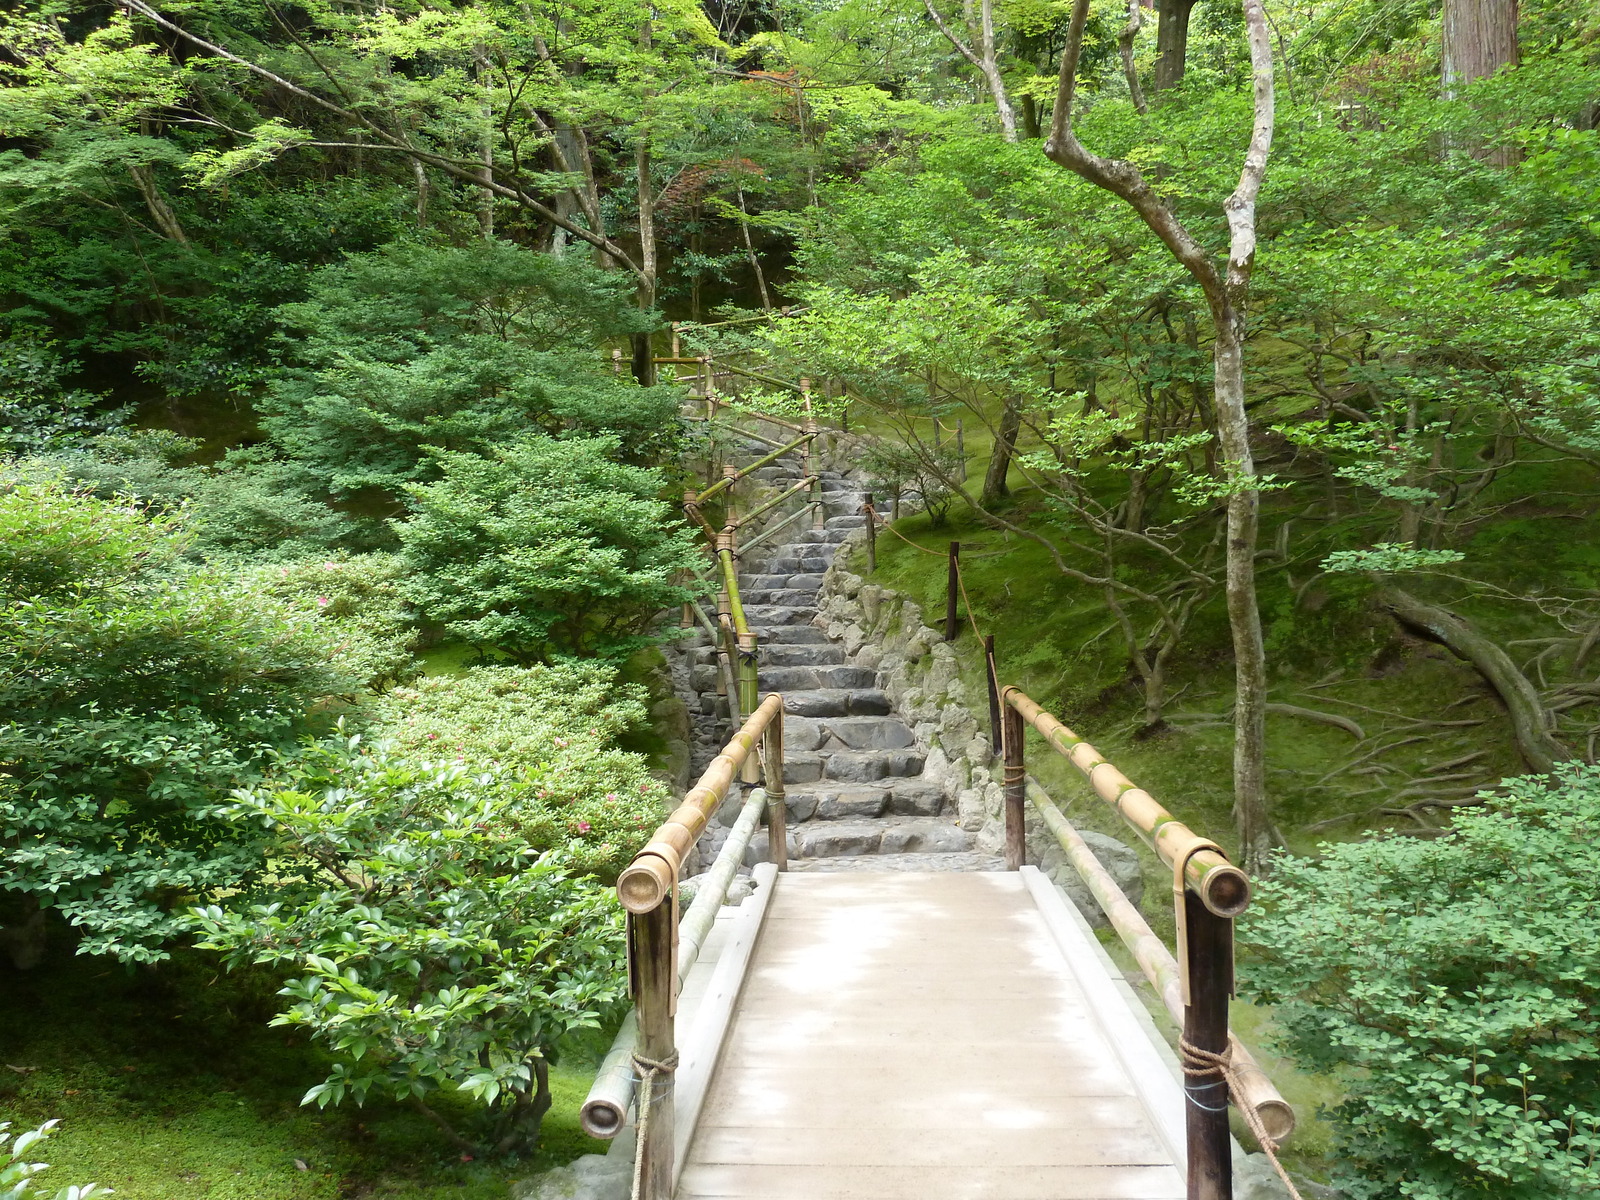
[[784, 715, 916, 751], [763, 552, 836, 573], [740, 588, 817, 607], [751, 626, 830, 645], [780, 689, 894, 717], [826, 514, 868, 529], [740, 573, 824, 590], [760, 665, 878, 690], [793, 528, 850, 545], [742, 604, 818, 626], [790, 817, 973, 858], [762, 644, 845, 667], [788, 851, 1006, 873], [783, 747, 925, 784], [780, 778, 946, 822]]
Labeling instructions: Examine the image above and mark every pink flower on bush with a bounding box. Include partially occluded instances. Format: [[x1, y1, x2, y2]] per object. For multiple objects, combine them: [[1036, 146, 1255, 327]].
[[577, 821, 591, 833], [604, 792, 618, 803], [316, 596, 330, 608]]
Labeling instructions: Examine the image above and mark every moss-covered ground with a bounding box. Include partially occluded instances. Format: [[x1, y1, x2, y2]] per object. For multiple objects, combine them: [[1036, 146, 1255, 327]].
[[0, 944, 615, 1198]]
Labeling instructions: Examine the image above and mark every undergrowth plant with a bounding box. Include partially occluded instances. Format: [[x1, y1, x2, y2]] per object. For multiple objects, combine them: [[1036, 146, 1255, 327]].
[[1240, 765, 1600, 1199]]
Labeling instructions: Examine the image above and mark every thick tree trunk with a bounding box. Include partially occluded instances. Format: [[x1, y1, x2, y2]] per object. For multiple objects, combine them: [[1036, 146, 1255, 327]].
[[981, 396, 1022, 505], [1152, 0, 1197, 92], [1382, 587, 1572, 773], [1443, 0, 1518, 91]]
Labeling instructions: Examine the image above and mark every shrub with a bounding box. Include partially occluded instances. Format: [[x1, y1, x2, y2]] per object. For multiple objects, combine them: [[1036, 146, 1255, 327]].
[[394, 435, 703, 663], [0, 480, 357, 962], [260, 240, 683, 498], [194, 740, 627, 1157], [1239, 765, 1600, 1200], [0, 331, 125, 457], [375, 663, 668, 878], [236, 553, 420, 691]]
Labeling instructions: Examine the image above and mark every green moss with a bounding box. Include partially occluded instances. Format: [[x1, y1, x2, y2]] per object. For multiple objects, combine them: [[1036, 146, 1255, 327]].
[[0, 944, 613, 1199]]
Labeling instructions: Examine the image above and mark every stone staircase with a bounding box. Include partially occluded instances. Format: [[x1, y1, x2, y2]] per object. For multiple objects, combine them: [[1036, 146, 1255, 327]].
[[677, 439, 1003, 873]]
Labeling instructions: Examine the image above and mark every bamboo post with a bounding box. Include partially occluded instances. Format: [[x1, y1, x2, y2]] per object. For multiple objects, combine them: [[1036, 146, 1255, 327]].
[[985, 634, 1000, 756], [702, 355, 715, 420], [670, 323, 681, 359], [956, 419, 966, 480], [627, 899, 676, 1200], [737, 632, 759, 784], [802, 379, 824, 529], [611, 347, 624, 375], [1003, 700, 1026, 870], [945, 541, 960, 641], [1184, 889, 1234, 1200], [891, 486, 901, 522], [864, 493, 877, 573], [763, 717, 787, 869]]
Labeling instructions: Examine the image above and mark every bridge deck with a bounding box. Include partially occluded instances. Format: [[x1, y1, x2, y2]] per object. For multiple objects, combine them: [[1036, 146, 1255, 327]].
[[679, 870, 1186, 1199]]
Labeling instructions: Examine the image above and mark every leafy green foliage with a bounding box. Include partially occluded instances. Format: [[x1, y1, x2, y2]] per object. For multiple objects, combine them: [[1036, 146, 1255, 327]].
[[1, 1120, 110, 1200], [194, 740, 628, 1156], [261, 242, 683, 498], [395, 434, 703, 663], [0, 333, 123, 457], [1240, 766, 1600, 1199], [0, 481, 355, 962], [374, 662, 669, 879]]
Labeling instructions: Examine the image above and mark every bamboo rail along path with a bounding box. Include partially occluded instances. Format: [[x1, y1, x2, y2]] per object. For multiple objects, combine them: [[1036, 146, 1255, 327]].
[[573, 374, 1298, 1199]]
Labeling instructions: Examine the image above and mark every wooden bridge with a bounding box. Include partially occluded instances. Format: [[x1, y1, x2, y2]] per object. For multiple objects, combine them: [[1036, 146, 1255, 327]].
[[576, 371, 1296, 1200]]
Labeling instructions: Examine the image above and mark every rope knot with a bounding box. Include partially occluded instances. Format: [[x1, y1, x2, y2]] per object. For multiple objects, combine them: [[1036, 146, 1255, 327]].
[[1177, 1036, 1305, 1200], [629, 1050, 680, 1200]]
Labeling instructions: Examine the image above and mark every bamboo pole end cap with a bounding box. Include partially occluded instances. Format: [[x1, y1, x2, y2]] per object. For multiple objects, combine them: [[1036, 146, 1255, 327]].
[[580, 1098, 627, 1139], [1200, 864, 1252, 917], [617, 853, 675, 913]]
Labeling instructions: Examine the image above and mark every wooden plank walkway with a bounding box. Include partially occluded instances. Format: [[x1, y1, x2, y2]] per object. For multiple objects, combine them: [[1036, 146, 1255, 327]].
[[679, 871, 1186, 1199]]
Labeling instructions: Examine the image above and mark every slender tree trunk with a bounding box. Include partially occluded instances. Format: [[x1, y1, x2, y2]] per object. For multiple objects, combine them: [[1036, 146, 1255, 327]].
[[1152, 0, 1197, 92], [473, 49, 496, 238], [632, 22, 658, 386], [923, 0, 1019, 140], [1046, 0, 1283, 871], [1120, 0, 1150, 114], [1020, 93, 1042, 138], [411, 158, 429, 230], [127, 163, 189, 244], [736, 186, 773, 310], [981, 395, 1022, 505]]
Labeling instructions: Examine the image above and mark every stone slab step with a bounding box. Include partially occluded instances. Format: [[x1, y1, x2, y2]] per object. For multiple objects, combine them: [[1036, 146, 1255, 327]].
[[791, 817, 974, 858], [786, 851, 1007, 872], [779, 778, 946, 822], [779, 689, 894, 718], [782, 716, 915, 752], [760, 665, 877, 691], [750, 626, 830, 645], [740, 573, 825, 590], [757, 644, 845, 668], [783, 748, 925, 784], [743, 604, 818, 625], [762, 553, 836, 574], [741, 588, 818, 607], [826, 514, 867, 529]]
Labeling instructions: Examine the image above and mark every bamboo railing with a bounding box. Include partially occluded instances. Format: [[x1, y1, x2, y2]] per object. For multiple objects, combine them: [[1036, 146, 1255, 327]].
[[983, 679, 1290, 1199], [582, 696, 788, 1200]]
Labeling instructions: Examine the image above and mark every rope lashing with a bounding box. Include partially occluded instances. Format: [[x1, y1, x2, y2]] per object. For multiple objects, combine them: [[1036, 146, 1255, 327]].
[[1179, 1037, 1304, 1200], [628, 1050, 680, 1200]]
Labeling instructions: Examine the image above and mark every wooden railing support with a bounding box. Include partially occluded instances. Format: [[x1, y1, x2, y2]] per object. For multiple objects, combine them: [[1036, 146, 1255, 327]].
[[864, 493, 877, 573], [1184, 890, 1235, 1200], [763, 719, 788, 869], [945, 541, 961, 641], [1002, 699, 1026, 870], [985, 634, 1000, 756], [627, 898, 676, 1200]]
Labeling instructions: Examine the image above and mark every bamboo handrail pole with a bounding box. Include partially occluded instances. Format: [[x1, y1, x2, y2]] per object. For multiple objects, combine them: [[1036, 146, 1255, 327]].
[[714, 360, 807, 394], [735, 502, 818, 557], [618, 695, 784, 914], [763, 720, 788, 870], [717, 544, 750, 637], [695, 432, 816, 505], [1002, 688, 1251, 917], [734, 408, 807, 434], [582, 786, 770, 1138], [735, 475, 820, 529], [688, 602, 742, 726], [723, 423, 790, 451], [1026, 782, 1295, 1143]]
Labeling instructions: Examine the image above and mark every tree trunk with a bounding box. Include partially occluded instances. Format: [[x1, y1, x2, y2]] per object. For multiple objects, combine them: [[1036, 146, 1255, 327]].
[[1152, 0, 1197, 92], [632, 22, 658, 387], [923, 0, 1019, 141], [1382, 587, 1572, 773], [127, 163, 189, 244], [1443, 0, 1518, 91], [981, 395, 1022, 505], [1044, 0, 1281, 871], [1121, 0, 1151, 114]]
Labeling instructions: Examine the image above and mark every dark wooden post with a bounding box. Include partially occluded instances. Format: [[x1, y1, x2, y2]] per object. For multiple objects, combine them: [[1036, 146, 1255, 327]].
[[985, 634, 1001, 755], [1183, 889, 1234, 1200], [956, 419, 966, 480], [864, 493, 877, 574], [945, 541, 960, 641], [764, 716, 788, 870], [1002, 698, 1026, 870], [627, 901, 677, 1200]]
